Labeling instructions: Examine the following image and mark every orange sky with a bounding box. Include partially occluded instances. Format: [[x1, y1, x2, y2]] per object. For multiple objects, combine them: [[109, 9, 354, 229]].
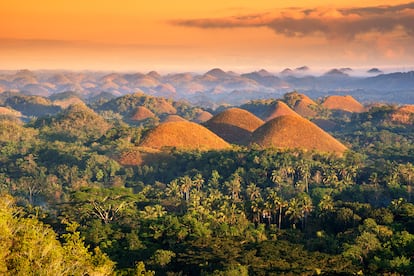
[[1, 0, 414, 72]]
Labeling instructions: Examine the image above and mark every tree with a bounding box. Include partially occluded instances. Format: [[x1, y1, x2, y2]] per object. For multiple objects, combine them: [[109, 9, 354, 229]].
[[226, 173, 242, 202], [180, 175, 193, 201], [68, 187, 136, 224], [301, 194, 314, 229], [246, 183, 261, 201], [286, 197, 303, 229], [0, 195, 114, 275], [297, 160, 311, 193]]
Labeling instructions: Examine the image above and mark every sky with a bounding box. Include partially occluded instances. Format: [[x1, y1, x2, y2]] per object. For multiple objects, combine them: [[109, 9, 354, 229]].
[[1, 0, 414, 73]]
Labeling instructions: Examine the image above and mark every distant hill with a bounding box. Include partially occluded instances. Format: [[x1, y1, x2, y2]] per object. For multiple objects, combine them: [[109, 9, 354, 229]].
[[322, 95, 365, 113], [367, 68, 383, 74], [193, 110, 213, 123], [250, 115, 347, 155], [139, 121, 231, 151], [49, 91, 84, 109], [5, 95, 61, 117], [390, 105, 414, 124], [97, 93, 176, 117], [204, 108, 264, 144], [34, 103, 111, 142], [129, 106, 155, 121]]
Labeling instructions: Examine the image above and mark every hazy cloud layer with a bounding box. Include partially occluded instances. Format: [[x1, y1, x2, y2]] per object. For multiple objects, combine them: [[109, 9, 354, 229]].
[[172, 2, 414, 40]]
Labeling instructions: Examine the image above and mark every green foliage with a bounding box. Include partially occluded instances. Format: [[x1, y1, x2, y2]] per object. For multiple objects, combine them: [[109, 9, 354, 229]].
[[2, 93, 414, 274]]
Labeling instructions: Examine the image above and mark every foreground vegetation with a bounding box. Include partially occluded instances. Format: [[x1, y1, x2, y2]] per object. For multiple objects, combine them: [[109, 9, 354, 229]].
[[0, 96, 413, 275]]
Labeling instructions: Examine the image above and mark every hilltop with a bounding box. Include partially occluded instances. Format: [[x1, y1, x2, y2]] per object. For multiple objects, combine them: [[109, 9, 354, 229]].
[[139, 121, 231, 151], [250, 115, 347, 155], [204, 108, 264, 144], [322, 95, 365, 113], [129, 106, 155, 121]]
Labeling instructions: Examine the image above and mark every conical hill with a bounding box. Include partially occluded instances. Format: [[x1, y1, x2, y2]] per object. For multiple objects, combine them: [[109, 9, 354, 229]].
[[250, 115, 347, 155], [204, 108, 264, 144], [139, 121, 231, 150]]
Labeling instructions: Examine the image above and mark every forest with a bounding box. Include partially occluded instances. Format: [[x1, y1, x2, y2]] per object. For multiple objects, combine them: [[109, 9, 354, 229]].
[[0, 91, 414, 275]]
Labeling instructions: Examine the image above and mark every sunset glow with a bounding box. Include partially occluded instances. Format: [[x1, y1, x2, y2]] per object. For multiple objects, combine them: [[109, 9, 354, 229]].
[[1, 0, 413, 72]]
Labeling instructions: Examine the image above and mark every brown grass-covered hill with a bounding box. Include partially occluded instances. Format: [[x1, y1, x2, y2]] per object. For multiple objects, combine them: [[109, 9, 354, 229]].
[[204, 108, 264, 144], [321, 95, 365, 113], [240, 99, 301, 121], [139, 121, 231, 151], [193, 110, 213, 123], [162, 115, 187, 123], [263, 101, 300, 121], [34, 103, 111, 142], [283, 92, 319, 117], [390, 105, 414, 124], [130, 106, 155, 121], [250, 115, 347, 155]]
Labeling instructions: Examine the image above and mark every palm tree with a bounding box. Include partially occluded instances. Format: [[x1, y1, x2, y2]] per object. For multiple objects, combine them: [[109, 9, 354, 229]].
[[180, 175, 193, 201], [246, 183, 261, 201], [251, 197, 263, 223], [226, 173, 242, 201], [318, 194, 334, 216], [301, 194, 314, 229], [192, 173, 204, 192], [271, 170, 283, 189], [285, 197, 303, 229], [297, 160, 311, 193], [166, 179, 181, 198]]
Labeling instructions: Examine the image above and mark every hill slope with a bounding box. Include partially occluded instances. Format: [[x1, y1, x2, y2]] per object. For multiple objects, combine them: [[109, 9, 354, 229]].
[[139, 121, 231, 150], [250, 115, 347, 155], [204, 108, 264, 144]]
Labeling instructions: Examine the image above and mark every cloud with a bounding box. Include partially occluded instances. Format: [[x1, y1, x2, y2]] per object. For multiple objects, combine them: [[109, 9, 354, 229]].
[[172, 2, 414, 40]]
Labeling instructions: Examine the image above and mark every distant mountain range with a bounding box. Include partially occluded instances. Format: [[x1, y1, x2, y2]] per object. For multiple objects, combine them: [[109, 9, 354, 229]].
[[0, 68, 413, 106]]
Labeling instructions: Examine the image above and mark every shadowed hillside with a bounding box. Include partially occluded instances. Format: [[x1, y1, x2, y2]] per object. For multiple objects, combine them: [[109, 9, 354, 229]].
[[204, 108, 264, 144], [139, 121, 231, 150], [250, 115, 347, 155]]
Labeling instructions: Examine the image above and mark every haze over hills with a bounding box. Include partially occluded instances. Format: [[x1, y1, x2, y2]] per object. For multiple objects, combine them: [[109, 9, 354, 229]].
[[1, 68, 413, 107]]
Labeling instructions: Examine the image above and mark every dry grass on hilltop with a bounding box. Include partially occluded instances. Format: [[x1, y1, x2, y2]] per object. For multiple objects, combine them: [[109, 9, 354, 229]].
[[139, 121, 231, 151], [322, 95, 365, 113], [250, 115, 347, 155]]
